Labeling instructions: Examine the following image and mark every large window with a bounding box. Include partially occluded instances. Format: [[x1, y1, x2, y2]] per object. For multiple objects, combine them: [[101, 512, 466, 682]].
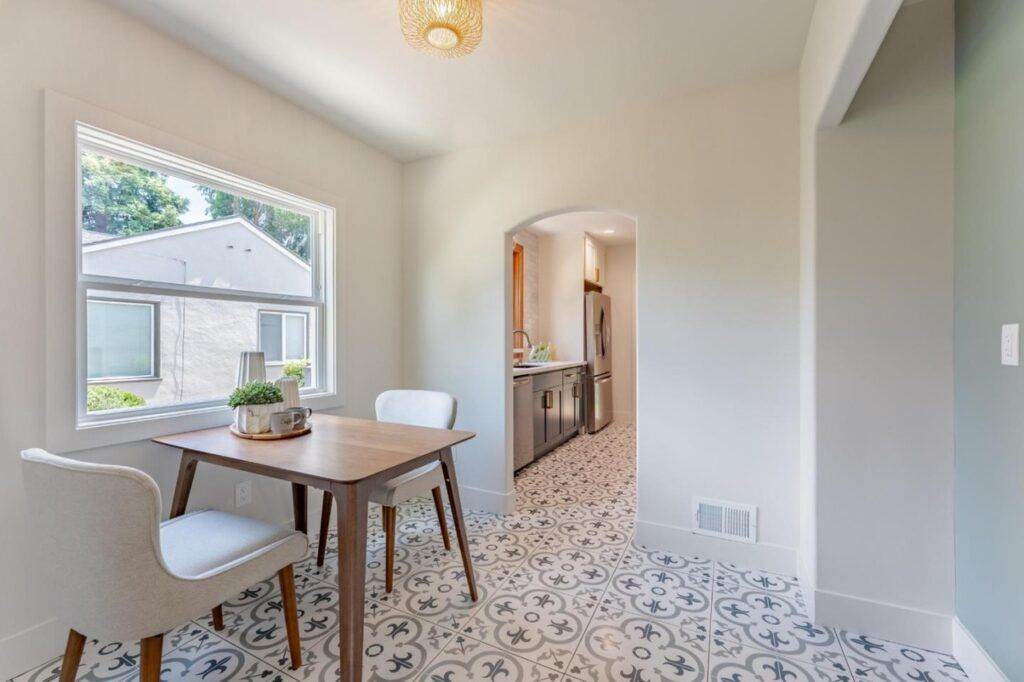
[[77, 124, 333, 422]]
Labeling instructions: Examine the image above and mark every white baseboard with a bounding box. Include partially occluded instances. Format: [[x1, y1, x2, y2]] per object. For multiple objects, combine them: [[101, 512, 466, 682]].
[[0, 616, 64, 679], [458, 485, 515, 515], [815, 588, 951, 653], [634, 519, 797, 576], [953, 617, 1008, 681]]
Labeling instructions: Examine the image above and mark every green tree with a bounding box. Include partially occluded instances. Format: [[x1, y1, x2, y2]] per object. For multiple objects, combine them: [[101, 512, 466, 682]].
[[81, 153, 189, 235], [198, 188, 310, 262]]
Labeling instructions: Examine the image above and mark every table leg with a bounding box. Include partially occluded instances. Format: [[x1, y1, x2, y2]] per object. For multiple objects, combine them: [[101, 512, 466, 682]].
[[332, 481, 367, 682], [291, 483, 308, 534], [438, 447, 478, 602], [169, 451, 199, 519]]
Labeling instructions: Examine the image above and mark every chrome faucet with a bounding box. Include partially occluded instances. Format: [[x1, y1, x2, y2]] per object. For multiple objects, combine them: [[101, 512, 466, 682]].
[[512, 329, 533, 358]]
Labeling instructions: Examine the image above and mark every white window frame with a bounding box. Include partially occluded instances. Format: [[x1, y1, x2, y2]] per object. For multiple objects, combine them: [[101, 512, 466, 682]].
[[86, 297, 159, 382], [74, 122, 336, 429], [258, 310, 309, 365]]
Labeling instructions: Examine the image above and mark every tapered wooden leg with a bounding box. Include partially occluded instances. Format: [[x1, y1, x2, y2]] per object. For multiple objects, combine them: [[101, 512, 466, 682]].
[[333, 481, 367, 682], [169, 451, 199, 518], [59, 629, 86, 682], [316, 491, 332, 567], [139, 634, 163, 682], [431, 487, 452, 551], [439, 448, 478, 602], [383, 506, 396, 593], [211, 604, 224, 631], [278, 565, 302, 670], [291, 483, 308, 534]]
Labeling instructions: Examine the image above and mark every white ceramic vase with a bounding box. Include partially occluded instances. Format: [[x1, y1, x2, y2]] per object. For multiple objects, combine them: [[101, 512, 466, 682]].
[[236, 351, 267, 388], [275, 376, 301, 409], [233, 402, 283, 434]]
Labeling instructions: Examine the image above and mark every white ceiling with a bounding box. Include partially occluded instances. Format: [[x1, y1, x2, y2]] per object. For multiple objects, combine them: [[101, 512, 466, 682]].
[[528, 211, 636, 246], [107, 0, 816, 162]]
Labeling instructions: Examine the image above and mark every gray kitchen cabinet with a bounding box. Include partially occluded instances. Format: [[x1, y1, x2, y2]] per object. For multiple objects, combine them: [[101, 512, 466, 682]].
[[523, 365, 584, 461], [532, 388, 547, 452]]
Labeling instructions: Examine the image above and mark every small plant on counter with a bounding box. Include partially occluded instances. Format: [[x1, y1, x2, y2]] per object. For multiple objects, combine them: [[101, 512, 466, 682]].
[[228, 381, 283, 408]]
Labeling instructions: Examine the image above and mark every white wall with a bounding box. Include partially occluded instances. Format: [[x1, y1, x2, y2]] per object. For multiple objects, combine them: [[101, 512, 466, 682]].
[[402, 74, 801, 572], [538, 232, 585, 363], [813, 0, 955, 650], [605, 244, 636, 423], [0, 0, 402, 674], [797, 0, 901, 615]]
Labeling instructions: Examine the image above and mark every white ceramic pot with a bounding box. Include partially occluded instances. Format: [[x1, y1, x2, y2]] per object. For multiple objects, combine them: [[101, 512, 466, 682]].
[[234, 402, 283, 434]]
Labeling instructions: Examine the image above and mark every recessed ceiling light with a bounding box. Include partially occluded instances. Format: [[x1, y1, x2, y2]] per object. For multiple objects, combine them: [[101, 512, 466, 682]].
[[603, 229, 615, 235]]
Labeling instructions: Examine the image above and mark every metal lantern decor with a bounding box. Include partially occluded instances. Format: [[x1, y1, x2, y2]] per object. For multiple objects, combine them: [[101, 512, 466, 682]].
[[399, 0, 483, 58]]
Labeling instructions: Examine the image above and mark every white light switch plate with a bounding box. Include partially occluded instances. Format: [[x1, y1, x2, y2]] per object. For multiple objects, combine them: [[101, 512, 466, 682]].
[[1002, 324, 1020, 366]]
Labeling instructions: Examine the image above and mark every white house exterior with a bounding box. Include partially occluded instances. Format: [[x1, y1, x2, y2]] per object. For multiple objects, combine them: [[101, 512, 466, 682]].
[[83, 216, 313, 408]]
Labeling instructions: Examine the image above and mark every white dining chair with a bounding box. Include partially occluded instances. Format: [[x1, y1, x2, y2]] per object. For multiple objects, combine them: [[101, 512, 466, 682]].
[[20, 448, 308, 682], [316, 390, 465, 595]]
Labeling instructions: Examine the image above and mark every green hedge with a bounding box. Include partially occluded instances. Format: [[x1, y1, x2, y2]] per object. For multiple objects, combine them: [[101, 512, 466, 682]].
[[87, 385, 146, 411]]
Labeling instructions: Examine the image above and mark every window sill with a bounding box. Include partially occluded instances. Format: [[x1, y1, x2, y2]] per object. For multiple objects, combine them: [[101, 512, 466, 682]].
[[87, 376, 161, 384], [53, 390, 342, 454]]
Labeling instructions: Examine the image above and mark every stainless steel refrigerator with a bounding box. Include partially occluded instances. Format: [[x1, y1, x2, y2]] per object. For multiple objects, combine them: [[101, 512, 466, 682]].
[[585, 291, 613, 432]]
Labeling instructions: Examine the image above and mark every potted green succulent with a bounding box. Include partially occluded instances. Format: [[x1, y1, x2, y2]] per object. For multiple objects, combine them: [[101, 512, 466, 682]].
[[228, 381, 284, 434]]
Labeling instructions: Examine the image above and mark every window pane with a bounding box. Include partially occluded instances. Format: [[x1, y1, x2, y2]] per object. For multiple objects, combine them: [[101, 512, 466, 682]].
[[88, 300, 153, 379], [285, 315, 306, 361], [80, 151, 313, 297], [87, 290, 316, 412], [260, 313, 283, 362]]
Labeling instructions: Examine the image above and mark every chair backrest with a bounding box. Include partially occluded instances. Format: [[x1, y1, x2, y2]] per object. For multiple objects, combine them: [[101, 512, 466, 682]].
[[20, 448, 165, 639], [375, 390, 457, 430]]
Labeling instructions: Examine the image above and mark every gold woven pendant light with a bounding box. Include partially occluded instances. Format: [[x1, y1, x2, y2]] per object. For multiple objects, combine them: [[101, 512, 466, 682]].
[[398, 0, 483, 58]]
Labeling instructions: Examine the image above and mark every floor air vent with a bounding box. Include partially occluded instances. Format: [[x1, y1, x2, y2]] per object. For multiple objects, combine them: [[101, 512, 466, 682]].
[[693, 498, 757, 544]]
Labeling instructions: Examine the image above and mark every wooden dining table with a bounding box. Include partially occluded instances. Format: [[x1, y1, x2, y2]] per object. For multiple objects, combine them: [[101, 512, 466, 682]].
[[152, 413, 476, 682]]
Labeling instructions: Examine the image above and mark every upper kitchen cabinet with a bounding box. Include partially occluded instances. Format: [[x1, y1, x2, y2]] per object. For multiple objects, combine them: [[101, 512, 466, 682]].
[[584, 233, 606, 286]]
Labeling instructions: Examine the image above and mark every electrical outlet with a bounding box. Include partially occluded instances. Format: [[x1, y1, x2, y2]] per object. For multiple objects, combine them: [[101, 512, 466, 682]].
[[1002, 324, 1020, 366], [235, 480, 253, 508]]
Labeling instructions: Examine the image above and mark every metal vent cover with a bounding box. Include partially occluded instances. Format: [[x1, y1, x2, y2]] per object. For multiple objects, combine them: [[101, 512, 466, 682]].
[[693, 497, 757, 544]]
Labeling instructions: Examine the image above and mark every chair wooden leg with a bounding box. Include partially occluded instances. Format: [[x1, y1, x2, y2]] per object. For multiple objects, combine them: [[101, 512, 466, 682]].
[[59, 629, 86, 682], [431, 487, 452, 551], [278, 565, 303, 670], [211, 604, 224, 631], [383, 505, 396, 593], [139, 633, 163, 682], [316, 491, 333, 567]]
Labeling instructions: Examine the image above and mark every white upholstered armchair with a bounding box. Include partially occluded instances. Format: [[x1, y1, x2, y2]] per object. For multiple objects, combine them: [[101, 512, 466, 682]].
[[20, 448, 308, 681]]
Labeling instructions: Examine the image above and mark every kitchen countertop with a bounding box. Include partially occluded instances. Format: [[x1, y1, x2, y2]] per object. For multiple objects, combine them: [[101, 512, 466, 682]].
[[512, 360, 587, 377]]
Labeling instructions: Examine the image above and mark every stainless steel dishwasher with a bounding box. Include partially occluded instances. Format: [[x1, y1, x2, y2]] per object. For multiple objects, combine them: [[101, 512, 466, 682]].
[[513, 375, 534, 471]]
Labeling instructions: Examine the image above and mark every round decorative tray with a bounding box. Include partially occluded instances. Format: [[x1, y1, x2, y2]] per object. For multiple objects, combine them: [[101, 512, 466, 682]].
[[230, 424, 312, 440]]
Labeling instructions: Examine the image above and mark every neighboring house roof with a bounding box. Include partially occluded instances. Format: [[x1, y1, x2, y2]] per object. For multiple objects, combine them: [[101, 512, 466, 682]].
[[82, 215, 310, 271]]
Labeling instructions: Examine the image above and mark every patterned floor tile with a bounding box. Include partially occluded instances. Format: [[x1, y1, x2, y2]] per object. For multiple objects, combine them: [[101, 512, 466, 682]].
[[505, 544, 623, 596], [712, 591, 846, 671], [200, 576, 346, 656], [565, 605, 708, 682], [119, 629, 293, 681], [461, 586, 600, 672], [621, 544, 714, 584], [10, 622, 207, 682], [419, 635, 564, 681], [838, 631, 968, 681], [708, 638, 852, 682], [366, 562, 501, 631], [267, 600, 455, 681], [601, 562, 713, 632]]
